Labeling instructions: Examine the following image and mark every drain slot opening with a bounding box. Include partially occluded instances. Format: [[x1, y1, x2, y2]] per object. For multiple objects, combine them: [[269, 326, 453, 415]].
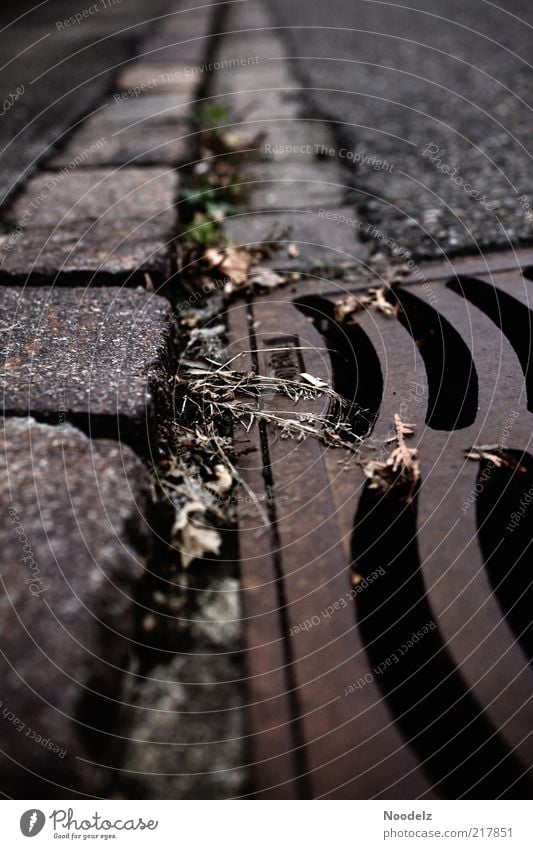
[[351, 478, 531, 798], [294, 295, 383, 439], [389, 288, 478, 430], [475, 449, 533, 665], [447, 275, 533, 412]]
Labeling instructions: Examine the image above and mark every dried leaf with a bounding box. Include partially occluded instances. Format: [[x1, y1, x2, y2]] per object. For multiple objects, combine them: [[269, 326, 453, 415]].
[[202, 246, 251, 286], [180, 312, 202, 329], [172, 501, 222, 568], [206, 463, 233, 495], [334, 294, 363, 323], [203, 247, 225, 268], [248, 266, 286, 291], [220, 247, 251, 285], [368, 287, 397, 316], [360, 414, 420, 495], [465, 446, 523, 470], [334, 286, 397, 322], [220, 130, 259, 151], [466, 449, 505, 467]]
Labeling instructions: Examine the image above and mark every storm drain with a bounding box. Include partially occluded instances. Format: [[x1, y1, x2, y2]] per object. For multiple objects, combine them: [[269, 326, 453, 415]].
[[227, 248, 533, 800]]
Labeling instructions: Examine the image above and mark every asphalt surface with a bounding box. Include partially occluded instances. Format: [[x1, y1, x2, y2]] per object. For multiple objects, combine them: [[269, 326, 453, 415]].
[[266, 0, 533, 257]]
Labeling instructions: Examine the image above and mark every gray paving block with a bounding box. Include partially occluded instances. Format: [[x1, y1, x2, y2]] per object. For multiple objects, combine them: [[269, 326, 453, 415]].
[[256, 120, 339, 162], [0, 287, 176, 452], [49, 120, 190, 169], [141, 23, 216, 67], [115, 62, 199, 100], [7, 167, 176, 229], [218, 0, 273, 29], [243, 160, 348, 210], [1, 168, 177, 283], [0, 222, 174, 285], [213, 88, 300, 126], [49, 95, 193, 169], [0, 418, 152, 797], [222, 206, 370, 270], [143, 5, 214, 48]]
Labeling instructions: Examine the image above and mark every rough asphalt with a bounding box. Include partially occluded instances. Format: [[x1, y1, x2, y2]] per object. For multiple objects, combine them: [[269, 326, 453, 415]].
[[266, 0, 533, 257]]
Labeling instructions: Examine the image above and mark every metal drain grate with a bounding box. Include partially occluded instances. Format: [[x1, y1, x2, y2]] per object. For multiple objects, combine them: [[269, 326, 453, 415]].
[[227, 249, 533, 800]]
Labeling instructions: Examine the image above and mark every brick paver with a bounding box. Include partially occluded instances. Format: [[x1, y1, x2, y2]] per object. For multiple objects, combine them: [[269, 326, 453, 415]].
[[0, 286, 176, 452], [0, 418, 152, 797]]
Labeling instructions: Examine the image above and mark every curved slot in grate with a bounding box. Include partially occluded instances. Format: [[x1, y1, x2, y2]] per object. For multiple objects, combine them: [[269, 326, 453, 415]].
[[294, 295, 383, 439], [476, 449, 533, 665], [351, 477, 531, 798], [447, 275, 533, 412], [389, 287, 478, 430]]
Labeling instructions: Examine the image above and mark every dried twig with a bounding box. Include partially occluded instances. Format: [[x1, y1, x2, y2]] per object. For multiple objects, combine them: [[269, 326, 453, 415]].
[[176, 363, 365, 452]]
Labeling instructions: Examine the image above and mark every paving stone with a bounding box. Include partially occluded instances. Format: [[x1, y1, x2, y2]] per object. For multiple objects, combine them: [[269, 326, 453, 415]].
[[0, 418, 153, 798], [0, 223, 174, 285], [256, 121, 339, 162], [220, 0, 274, 29], [144, 6, 214, 44], [7, 167, 176, 229], [142, 17, 216, 68], [1, 168, 177, 283], [0, 287, 176, 452], [214, 32, 291, 65], [48, 95, 193, 169], [0, 0, 180, 207], [116, 63, 199, 100], [120, 654, 246, 800], [244, 160, 348, 210], [215, 88, 300, 127], [96, 94, 191, 126], [223, 206, 370, 270], [49, 118, 190, 169], [209, 62, 292, 118]]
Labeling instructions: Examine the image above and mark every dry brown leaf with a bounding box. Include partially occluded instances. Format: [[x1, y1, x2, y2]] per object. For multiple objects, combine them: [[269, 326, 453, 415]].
[[180, 312, 202, 329], [172, 501, 222, 568], [203, 247, 225, 268], [206, 463, 233, 495], [220, 130, 260, 151], [248, 266, 286, 291], [465, 447, 522, 469], [203, 246, 252, 286], [368, 287, 397, 316], [335, 286, 397, 322], [334, 294, 363, 323], [360, 414, 420, 493], [220, 248, 251, 285]]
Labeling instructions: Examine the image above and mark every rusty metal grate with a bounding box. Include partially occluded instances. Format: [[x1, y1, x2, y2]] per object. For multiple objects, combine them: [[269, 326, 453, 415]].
[[227, 249, 533, 800]]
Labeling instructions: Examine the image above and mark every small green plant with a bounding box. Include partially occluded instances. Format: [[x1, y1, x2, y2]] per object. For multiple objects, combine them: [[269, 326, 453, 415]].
[[187, 214, 227, 248], [190, 102, 231, 131], [182, 185, 241, 218]]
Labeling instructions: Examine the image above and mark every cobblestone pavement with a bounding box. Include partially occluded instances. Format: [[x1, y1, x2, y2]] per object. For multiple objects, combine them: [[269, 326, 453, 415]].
[[1, 0, 532, 802], [0, 0, 246, 800]]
